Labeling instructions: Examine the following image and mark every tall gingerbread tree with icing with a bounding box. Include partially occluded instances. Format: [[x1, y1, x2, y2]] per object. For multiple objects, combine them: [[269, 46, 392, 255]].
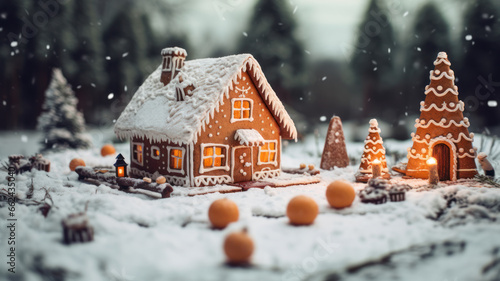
[[406, 52, 477, 181], [357, 119, 389, 176]]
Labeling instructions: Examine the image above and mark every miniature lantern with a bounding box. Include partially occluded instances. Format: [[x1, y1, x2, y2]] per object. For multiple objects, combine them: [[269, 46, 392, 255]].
[[114, 153, 128, 178], [427, 157, 439, 185]]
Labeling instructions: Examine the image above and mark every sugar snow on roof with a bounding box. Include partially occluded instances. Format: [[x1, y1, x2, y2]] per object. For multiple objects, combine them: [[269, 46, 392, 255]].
[[114, 54, 297, 144]]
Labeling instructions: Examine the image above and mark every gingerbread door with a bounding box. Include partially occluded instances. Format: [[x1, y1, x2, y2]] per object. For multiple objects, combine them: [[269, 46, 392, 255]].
[[232, 147, 253, 182], [432, 143, 451, 181]]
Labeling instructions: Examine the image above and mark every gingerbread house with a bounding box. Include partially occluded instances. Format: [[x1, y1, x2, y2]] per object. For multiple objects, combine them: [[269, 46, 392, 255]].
[[405, 52, 477, 181], [114, 47, 297, 187]]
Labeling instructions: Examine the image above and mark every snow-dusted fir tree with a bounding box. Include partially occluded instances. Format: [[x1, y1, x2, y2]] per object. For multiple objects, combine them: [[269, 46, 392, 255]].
[[37, 69, 92, 150]]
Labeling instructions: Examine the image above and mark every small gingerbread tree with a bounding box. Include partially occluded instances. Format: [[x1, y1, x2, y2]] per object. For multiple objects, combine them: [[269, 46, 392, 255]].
[[356, 119, 389, 182], [321, 116, 349, 170]]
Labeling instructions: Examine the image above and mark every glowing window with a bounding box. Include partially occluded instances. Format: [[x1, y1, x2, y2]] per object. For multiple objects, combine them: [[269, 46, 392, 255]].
[[151, 146, 160, 160], [259, 141, 277, 164], [231, 99, 252, 122], [203, 146, 226, 168], [170, 149, 183, 170], [132, 143, 143, 165]]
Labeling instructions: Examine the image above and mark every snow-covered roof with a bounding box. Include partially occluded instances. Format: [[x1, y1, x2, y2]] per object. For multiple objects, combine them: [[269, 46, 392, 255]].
[[234, 129, 265, 146], [114, 54, 297, 144]]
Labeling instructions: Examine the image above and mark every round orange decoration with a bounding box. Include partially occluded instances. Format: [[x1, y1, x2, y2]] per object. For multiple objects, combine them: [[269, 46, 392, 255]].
[[208, 198, 239, 229], [224, 228, 254, 265], [100, 144, 116, 157], [286, 195, 319, 226], [326, 180, 356, 209], [69, 158, 85, 171]]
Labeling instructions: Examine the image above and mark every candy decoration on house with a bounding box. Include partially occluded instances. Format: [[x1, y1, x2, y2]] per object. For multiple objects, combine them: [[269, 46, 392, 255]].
[[114, 153, 128, 178], [62, 212, 94, 244], [477, 153, 495, 177], [320, 116, 349, 170], [114, 47, 297, 187], [355, 119, 390, 182], [404, 52, 477, 181]]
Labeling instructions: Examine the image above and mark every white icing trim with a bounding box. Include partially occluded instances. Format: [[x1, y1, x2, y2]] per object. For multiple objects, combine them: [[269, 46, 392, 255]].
[[151, 145, 160, 160], [131, 141, 144, 166], [230, 98, 254, 123], [433, 58, 451, 66], [411, 132, 474, 145], [257, 140, 278, 166], [430, 70, 454, 80], [420, 101, 463, 112], [407, 153, 429, 161], [424, 87, 459, 97], [415, 119, 469, 129], [369, 128, 381, 133], [458, 169, 478, 172], [364, 139, 383, 145], [199, 143, 230, 174], [458, 152, 476, 159], [166, 146, 186, 175], [253, 168, 280, 181], [429, 137, 457, 181], [194, 175, 232, 187], [363, 148, 386, 155], [231, 146, 253, 181]]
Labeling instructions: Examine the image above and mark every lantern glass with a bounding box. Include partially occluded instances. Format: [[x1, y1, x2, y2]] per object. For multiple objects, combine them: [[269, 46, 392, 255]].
[[118, 167, 124, 177]]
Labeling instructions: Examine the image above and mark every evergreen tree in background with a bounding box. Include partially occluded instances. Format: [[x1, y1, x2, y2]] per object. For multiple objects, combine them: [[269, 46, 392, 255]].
[[350, 0, 396, 120], [71, 0, 105, 123], [38, 69, 91, 150], [405, 3, 451, 116], [237, 0, 308, 109], [459, 0, 500, 128]]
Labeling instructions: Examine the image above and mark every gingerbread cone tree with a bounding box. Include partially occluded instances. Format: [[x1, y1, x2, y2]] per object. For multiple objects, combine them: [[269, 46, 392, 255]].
[[321, 116, 349, 170], [406, 52, 477, 181], [356, 119, 389, 182]]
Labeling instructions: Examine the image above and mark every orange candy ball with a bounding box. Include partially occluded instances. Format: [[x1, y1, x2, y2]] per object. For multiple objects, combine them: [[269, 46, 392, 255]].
[[101, 144, 116, 157], [208, 198, 239, 229], [326, 180, 356, 209], [224, 229, 254, 265], [286, 195, 319, 226], [69, 158, 85, 171]]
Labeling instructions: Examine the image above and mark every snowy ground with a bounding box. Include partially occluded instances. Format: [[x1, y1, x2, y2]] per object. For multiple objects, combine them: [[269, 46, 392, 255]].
[[1, 128, 500, 281]]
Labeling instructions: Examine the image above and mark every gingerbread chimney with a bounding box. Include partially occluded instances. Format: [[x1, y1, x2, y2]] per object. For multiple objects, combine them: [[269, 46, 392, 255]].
[[160, 47, 187, 86]]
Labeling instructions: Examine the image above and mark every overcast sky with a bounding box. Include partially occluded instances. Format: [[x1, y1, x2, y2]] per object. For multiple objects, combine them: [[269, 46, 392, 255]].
[[174, 0, 468, 59]]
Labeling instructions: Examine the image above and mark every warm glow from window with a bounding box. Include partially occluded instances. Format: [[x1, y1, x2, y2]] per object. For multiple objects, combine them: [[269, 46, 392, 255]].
[[232, 99, 251, 120], [427, 157, 437, 165], [133, 144, 143, 164], [170, 149, 183, 170], [203, 146, 225, 168], [259, 141, 277, 163]]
